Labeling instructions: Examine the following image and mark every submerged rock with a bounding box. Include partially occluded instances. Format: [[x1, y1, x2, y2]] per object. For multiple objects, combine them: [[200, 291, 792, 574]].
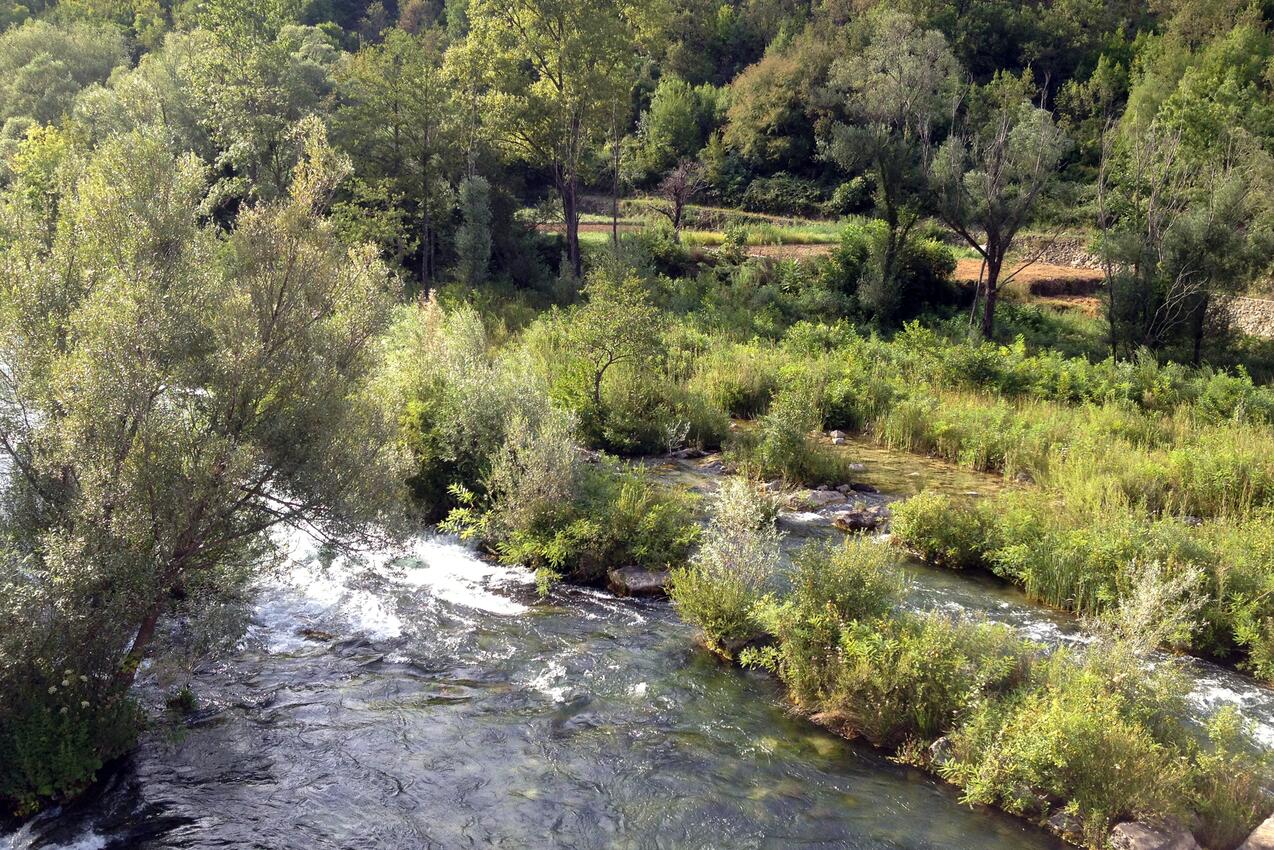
[[1239, 813, 1274, 850], [1109, 821, 1201, 850], [607, 565, 668, 597]]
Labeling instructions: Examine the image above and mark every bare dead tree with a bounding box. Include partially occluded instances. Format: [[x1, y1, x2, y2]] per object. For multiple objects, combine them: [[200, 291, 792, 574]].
[[653, 159, 707, 239]]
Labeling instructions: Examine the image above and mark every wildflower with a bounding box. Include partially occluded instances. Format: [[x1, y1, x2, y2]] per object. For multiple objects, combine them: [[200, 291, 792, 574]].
[[80, 701, 89, 709], [47, 685, 57, 694]]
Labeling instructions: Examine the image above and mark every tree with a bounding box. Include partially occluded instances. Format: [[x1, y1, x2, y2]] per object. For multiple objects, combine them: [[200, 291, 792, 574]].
[[624, 74, 721, 182], [455, 174, 493, 283], [722, 28, 832, 173], [566, 270, 663, 410], [653, 157, 705, 237], [186, 2, 340, 207], [823, 10, 958, 321], [1097, 122, 1268, 360], [334, 27, 458, 283], [930, 73, 1070, 338], [0, 122, 406, 811], [463, 0, 636, 278], [0, 19, 128, 129]]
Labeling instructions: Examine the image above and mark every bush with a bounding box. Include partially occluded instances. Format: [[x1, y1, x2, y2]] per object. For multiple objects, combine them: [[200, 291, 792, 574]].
[[946, 650, 1194, 845], [388, 297, 554, 521], [444, 410, 699, 587], [819, 218, 957, 324], [729, 530, 1270, 848], [687, 341, 791, 418], [890, 493, 993, 570], [668, 477, 780, 654], [726, 381, 855, 485], [1191, 707, 1274, 849], [740, 172, 825, 216]]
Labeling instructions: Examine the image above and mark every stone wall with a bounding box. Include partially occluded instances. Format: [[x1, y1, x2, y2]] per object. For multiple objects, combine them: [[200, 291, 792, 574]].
[[1011, 235, 1103, 269], [1228, 295, 1274, 339]]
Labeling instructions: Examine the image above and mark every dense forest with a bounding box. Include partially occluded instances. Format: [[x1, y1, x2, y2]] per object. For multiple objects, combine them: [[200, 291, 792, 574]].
[[1, 0, 1274, 848]]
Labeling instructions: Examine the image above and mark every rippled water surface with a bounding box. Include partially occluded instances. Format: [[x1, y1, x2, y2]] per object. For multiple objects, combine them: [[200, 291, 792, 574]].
[[7, 444, 1273, 849], [5, 534, 1063, 850]]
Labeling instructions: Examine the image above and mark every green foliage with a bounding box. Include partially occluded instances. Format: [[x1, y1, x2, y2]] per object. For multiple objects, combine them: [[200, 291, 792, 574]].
[[387, 295, 553, 520], [890, 493, 992, 570], [0, 123, 406, 814], [729, 536, 1270, 848], [444, 410, 699, 586], [725, 380, 854, 485], [455, 175, 493, 284], [0, 19, 128, 128], [945, 648, 1194, 844], [819, 217, 957, 323], [624, 74, 722, 183], [668, 477, 779, 654]]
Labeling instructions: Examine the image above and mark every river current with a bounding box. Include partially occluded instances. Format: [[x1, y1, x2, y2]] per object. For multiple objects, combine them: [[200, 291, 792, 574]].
[[5, 450, 1273, 849]]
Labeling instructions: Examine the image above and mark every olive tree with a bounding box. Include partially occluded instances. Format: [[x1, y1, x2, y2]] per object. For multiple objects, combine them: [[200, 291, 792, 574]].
[[0, 121, 406, 812], [930, 73, 1070, 339]]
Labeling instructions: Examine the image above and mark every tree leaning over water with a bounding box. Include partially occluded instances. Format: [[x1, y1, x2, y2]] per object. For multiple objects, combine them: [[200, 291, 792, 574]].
[[0, 119, 408, 812]]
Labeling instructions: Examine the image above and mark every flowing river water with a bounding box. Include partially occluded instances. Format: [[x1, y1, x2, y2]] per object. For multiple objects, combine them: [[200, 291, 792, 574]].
[[4, 447, 1273, 850]]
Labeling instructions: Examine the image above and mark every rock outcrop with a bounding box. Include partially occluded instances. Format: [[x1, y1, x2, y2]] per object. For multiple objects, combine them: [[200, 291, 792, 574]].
[[1109, 821, 1201, 850]]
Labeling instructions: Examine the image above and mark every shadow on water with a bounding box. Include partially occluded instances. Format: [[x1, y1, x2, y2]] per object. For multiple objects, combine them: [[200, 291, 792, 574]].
[[4, 533, 1064, 850]]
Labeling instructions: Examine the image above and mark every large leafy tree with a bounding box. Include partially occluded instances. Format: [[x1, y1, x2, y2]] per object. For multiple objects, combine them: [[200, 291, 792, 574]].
[[334, 28, 459, 283], [0, 122, 406, 811], [186, 0, 341, 208], [1097, 16, 1274, 360], [822, 10, 958, 321], [930, 72, 1070, 339], [462, 0, 636, 279]]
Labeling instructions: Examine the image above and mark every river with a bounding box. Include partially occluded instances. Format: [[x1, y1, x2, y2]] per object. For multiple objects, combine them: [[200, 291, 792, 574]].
[[4, 447, 1272, 849], [4, 531, 1063, 850]]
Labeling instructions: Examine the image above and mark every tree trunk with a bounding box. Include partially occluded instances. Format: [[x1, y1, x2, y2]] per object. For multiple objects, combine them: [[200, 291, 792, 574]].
[[980, 259, 1002, 339], [611, 116, 620, 248], [1192, 293, 1209, 366], [563, 176, 581, 279], [117, 600, 164, 689]]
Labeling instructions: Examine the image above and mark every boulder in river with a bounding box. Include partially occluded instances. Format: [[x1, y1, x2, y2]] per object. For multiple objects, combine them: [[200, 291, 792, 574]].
[[1109, 821, 1201, 850], [607, 565, 668, 597], [832, 507, 888, 532], [1238, 813, 1274, 850], [1047, 811, 1085, 845], [790, 489, 848, 510]]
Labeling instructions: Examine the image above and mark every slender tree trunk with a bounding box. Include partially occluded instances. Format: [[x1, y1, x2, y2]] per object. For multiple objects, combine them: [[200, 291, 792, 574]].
[[611, 113, 620, 248], [980, 257, 1002, 339], [563, 175, 581, 279], [1192, 293, 1209, 366]]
